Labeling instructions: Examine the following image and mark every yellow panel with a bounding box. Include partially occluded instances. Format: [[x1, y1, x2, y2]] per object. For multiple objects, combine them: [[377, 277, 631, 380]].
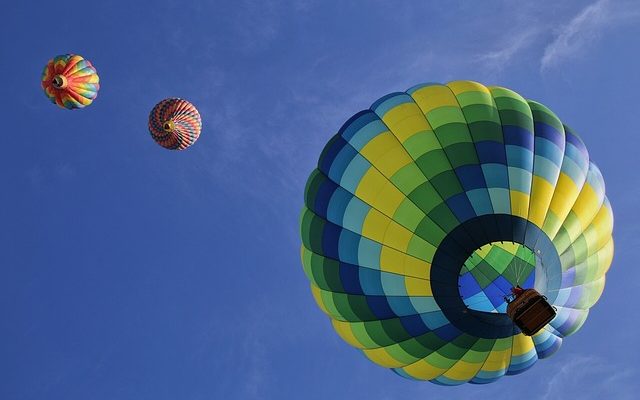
[[332, 320, 364, 348], [528, 176, 555, 227], [447, 80, 489, 95], [510, 334, 534, 356], [510, 190, 530, 219], [374, 146, 413, 177], [596, 239, 614, 277], [361, 209, 391, 243], [591, 204, 614, 251], [480, 348, 510, 372], [546, 173, 580, 234], [410, 85, 459, 114], [405, 276, 433, 296], [402, 359, 446, 380], [359, 131, 397, 161], [571, 184, 601, 231], [381, 103, 432, 142], [363, 347, 406, 368], [354, 168, 385, 203], [382, 221, 412, 252], [443, 358, 483, 381], [373, 181, 405, 216], [404, 255, 431, 279], [379, 246, 406, 275]]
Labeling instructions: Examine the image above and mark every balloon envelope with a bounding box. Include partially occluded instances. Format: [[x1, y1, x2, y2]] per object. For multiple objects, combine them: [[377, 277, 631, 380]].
[[300, 81, 613, 385], [41, 54, 99, 110], [148, 98, 202, 150]]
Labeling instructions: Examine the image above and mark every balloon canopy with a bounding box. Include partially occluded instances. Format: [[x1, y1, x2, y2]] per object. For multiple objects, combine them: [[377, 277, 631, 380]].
[[41, 54, 100, 110], [300, 81, 614, 385], [148, 98, 202, 150]]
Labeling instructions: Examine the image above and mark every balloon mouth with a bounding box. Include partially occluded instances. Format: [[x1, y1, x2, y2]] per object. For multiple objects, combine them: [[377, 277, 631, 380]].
[[163, 120, 175, 132], [52, 75, 67, 89]]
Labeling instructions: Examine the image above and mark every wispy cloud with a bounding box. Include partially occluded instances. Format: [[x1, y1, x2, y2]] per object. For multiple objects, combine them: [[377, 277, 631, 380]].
[[541, 0, 640, 71], [542, 354, 637, 400], [476, 27, 541, 75]]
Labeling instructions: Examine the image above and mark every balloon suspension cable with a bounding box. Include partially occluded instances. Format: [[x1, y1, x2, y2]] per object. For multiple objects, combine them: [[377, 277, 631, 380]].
[[52, 75, 68, 89]]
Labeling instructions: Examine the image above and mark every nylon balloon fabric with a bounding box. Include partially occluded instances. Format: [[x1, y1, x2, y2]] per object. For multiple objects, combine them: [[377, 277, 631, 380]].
[[300, 81, 614, 385], [41, 54, 100, 110], [148, 98, 202, 150]]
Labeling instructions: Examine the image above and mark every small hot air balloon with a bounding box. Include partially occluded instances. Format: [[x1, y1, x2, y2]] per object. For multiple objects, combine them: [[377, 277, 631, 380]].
[[148, 98, 202, 150], [41, 54, 99, 109]]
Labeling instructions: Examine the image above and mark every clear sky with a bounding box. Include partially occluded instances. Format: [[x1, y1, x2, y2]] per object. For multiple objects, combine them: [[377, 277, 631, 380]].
[[1, 1, 639, 399]]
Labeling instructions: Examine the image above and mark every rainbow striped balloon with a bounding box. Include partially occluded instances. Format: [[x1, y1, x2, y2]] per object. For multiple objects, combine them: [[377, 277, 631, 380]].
[[148, 98, 202, 150], [300, 81, 614, 385], [41, 54, 100, 110]]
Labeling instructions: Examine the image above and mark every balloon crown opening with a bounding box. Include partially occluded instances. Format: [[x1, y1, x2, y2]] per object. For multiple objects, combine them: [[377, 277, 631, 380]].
[[52, 75, 67, 89], [163, 120, 175, 132]]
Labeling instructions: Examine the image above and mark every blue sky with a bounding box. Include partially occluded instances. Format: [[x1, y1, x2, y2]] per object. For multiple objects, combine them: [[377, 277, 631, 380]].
[[1, 0, 639, 399]]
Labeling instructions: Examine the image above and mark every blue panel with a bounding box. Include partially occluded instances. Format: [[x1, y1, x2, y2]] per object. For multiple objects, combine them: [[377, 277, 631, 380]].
[[482, 164, 510, 189], [371, 92, 415, 116], [387, 296, 419, 317], [339, 110, 378, 141], [505, 145, 534, 170], [357, 238, 382, 269], [339, 153, 370, 193], [342, 197, 369, 233], [326, 187, 353, 224], [358, 268, 384, 295], [337, 229, 361, 265], [348, 119, 388, 150]]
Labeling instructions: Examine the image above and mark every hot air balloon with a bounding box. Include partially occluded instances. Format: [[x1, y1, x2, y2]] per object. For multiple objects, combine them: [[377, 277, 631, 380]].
[[148, 98, 202, 150], [41, 54, 99, 109], [300, 81, 613, 385]]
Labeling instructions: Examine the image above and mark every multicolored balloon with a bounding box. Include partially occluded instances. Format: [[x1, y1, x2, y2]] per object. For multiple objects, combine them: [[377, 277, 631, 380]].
[[41, 54, 100, 110], [148, 98, 202, 150], [300, 81, 613, 385]]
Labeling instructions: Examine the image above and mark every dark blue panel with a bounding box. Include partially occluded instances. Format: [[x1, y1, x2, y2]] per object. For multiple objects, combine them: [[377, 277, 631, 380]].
[[503, 126, 534, 149], [533, 122, 564, 148], [476, 141, 507, 164], [318, 134, 347, 173], [338, 261, 363, 295], [366, 296, 396, 319], [313, 178, 338, 217], [446, 193, 478, 223], [433, 323, 462, 341], [320, 223, 341, 260], [456, 165, 487, 190], [400, 314, 431, 337]]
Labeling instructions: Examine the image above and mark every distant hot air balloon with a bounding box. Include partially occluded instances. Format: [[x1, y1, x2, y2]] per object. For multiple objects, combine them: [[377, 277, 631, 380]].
[[41, 54, 99, 109], [300, 81, 614, 385], [148, 98, 202, 150]]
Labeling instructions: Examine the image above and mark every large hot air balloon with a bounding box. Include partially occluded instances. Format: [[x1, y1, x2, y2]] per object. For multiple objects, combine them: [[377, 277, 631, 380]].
[[41, 54, 99, 109], [300, 81, 613, 385], [148, 98, 202, 150]]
